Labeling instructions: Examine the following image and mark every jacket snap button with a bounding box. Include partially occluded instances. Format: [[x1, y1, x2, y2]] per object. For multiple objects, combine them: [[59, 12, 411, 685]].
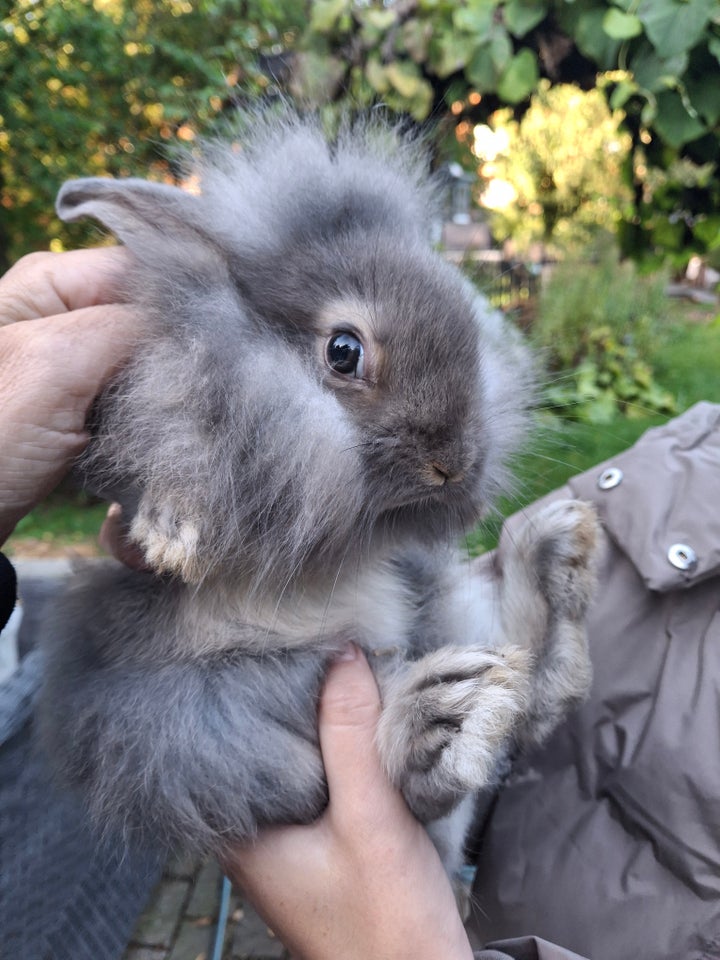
[[597, 467, 623, 490], [667, 543, 697, 571]]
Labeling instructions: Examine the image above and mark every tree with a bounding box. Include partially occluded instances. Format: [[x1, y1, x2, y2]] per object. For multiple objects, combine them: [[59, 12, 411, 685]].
[[290, 0, 720, 267], [0, 0, 304, 269], [2, 0, 718, 268], [479, 82, 632, 254]]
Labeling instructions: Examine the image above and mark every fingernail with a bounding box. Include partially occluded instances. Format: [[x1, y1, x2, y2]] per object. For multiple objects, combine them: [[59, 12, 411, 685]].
[[334, 642, 359, 662]]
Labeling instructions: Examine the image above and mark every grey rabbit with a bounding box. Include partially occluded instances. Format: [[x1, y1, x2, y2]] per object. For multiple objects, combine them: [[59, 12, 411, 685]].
[[38, 111, 599, 878]]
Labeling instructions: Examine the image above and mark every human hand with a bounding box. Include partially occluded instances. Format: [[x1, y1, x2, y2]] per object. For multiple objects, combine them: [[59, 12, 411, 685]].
[[222, 645, 474, 960], [0, 248, 141, 544]]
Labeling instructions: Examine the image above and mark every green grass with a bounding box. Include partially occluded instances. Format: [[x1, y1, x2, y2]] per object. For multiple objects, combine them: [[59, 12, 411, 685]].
[[651, 306, 719, 408], [466, 415, 665, 554], [6, 492, 108, 556], [6, 297, 718, 557], [467, 299, 719, 554]]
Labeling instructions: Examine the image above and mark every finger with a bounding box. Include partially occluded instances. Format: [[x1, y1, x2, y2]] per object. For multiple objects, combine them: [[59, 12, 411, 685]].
[[48, 303, 143, 401], [0, 247, 130, 326], [98, 504, 151, 571], [0, 302, 142, 529], [319, 646, 405, 825], [0, 301, 142, 413]]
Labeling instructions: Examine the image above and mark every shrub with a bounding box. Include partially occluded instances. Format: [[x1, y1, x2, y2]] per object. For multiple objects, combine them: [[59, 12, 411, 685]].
[[542, 326, 676, 423], [533, 252, 676, 422], [479, 83, 632, 257]]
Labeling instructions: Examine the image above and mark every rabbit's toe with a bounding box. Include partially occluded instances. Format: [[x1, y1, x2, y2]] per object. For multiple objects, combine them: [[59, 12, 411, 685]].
[[377, 646, 530, 821], [522, 499, 600, 620]]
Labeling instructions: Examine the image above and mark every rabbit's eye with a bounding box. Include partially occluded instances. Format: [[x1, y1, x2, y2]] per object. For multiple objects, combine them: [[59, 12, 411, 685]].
[[326, 332, 365, 378]]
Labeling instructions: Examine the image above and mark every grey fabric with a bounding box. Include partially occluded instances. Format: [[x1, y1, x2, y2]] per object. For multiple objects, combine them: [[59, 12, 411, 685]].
[[474, 951, 518, 960], [572, 400, 720, 591], [0, 647, 42, 742], [467, 403, 720, 960], [477, 938, 589, 960], [0, 606, 163, 960]]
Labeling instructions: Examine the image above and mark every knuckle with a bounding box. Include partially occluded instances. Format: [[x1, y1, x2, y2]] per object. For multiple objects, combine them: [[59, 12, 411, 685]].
[[0, 320, 61, 371], [321, 683, 381, 730], [2, 251, 55, 292], [15, 250, 55, 272]]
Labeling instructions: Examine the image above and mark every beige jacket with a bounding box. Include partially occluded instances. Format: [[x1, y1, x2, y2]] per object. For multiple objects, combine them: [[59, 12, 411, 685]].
[[470, 402, 720, 960]]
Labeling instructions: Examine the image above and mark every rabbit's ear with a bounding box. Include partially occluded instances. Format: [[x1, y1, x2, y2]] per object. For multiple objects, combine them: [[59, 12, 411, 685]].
[[56, 177, 205, 249]]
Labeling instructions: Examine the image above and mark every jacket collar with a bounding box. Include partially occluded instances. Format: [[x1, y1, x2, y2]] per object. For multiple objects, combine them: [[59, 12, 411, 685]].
[[570, 402, 720, 593]]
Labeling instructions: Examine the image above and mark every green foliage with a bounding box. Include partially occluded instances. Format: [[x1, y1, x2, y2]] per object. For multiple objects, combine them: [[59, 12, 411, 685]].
[[0, 0, 305, 267], [533, 252, 677, 422], [289, 0, 720, 266], [2, 0, 719, 268], [542, 327, 677, 424], [534, 250, 668, 364], [480, 82, 632, 253], [651, 304, 720, 408], [467, 298, 719, 554]]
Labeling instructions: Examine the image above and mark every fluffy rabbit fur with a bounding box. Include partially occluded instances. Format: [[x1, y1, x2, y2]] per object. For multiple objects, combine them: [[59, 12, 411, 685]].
[[39, 111, 598, 877]]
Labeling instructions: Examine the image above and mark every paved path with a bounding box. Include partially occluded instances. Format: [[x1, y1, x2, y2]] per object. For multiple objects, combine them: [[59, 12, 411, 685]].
[[123, 856, 289, 960]]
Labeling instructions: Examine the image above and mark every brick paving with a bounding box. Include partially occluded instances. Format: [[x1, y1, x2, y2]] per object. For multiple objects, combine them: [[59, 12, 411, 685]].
[[123, 855, 290, 960]]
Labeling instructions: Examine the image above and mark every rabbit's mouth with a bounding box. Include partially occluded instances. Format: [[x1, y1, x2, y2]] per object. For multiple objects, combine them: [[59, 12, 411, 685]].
[[380, 481, 468, 510], [375, 486, 484, 543], [366, 445, 486, 528]]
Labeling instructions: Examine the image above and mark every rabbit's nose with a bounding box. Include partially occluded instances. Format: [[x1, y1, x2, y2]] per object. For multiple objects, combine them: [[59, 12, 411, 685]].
[[425, 460, 464, 486]]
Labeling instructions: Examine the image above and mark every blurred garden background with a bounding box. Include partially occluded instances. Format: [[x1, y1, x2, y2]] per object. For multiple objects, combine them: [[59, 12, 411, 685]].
[[2, 0, 719, 557]]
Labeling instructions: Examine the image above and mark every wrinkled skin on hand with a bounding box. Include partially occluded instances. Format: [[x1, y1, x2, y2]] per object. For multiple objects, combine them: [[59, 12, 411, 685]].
[[0, 248, 141, 544]]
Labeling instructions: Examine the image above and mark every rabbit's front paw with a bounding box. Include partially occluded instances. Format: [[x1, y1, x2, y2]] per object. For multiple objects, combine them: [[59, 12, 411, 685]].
[[130, 499, 205, 582], [524, 499, 599, 619], [506, 499, 600, 747], [377, 646, 530, 822]]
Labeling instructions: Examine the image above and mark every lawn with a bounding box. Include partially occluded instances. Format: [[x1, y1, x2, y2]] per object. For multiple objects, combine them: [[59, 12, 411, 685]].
[[7, 491, 108, 557], [467, 298, 719, 553], [5, 297, 718, 559]]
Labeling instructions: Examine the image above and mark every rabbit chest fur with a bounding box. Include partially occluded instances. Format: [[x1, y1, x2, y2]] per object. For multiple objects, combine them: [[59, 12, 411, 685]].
[[39, 113, 599, 876]]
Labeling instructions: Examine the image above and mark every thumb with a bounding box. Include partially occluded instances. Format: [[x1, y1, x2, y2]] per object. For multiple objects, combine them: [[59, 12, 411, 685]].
[[319, 645, 405, 827]]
